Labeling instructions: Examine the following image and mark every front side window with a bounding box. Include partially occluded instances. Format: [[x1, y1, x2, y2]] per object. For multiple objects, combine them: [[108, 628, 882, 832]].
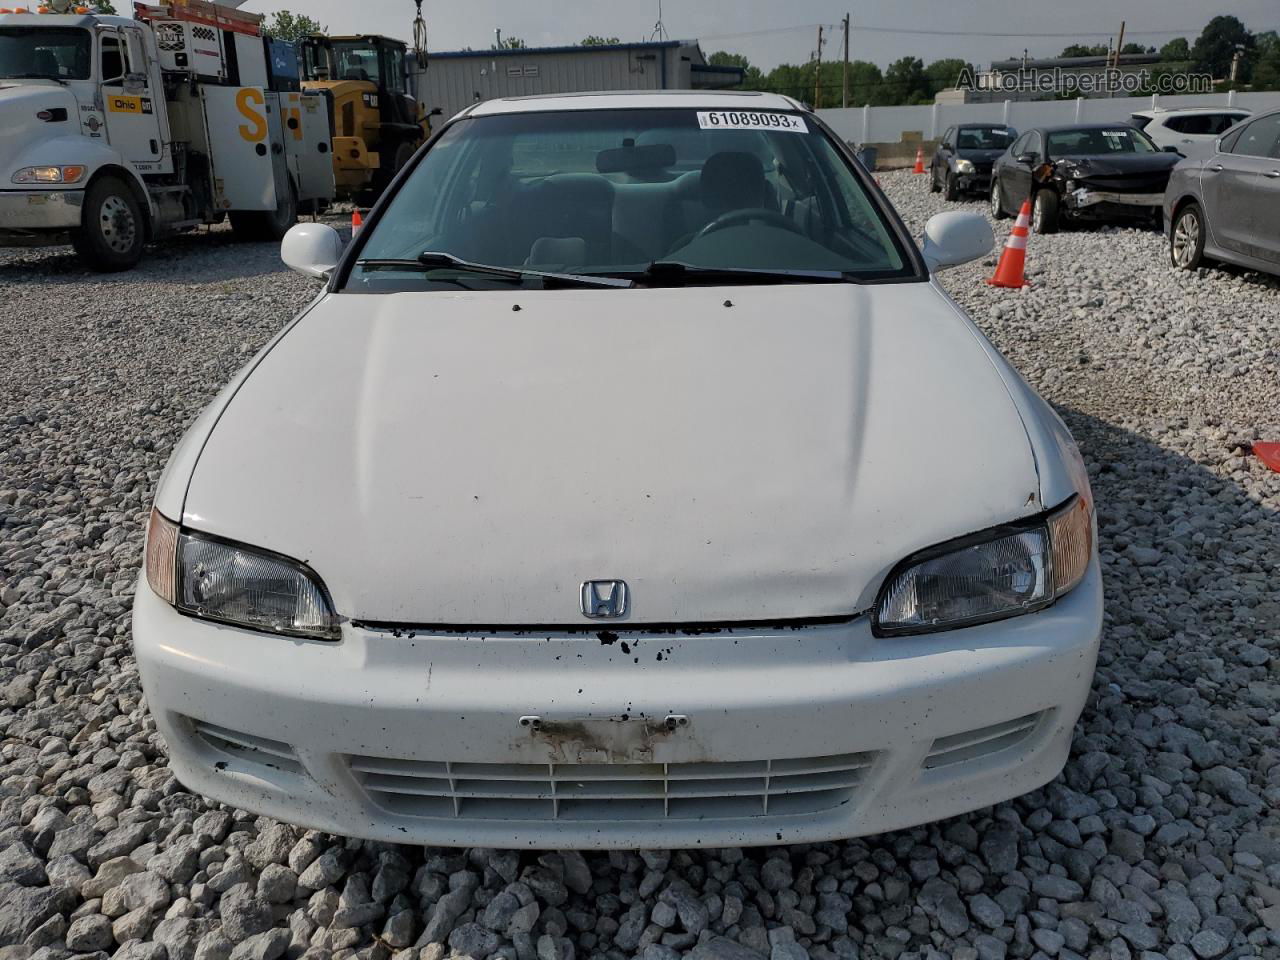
[[1047, 127, 1157, 157], [0, 26, 91, 80], [383, 46, 405, 95], [99, 32, 130, 82], [348, 108, 914, 290], [1228, 116, 1280, 159]]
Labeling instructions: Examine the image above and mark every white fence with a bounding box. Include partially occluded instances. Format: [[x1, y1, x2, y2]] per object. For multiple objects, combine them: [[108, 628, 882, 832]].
[[817, 91, 1280, 145]]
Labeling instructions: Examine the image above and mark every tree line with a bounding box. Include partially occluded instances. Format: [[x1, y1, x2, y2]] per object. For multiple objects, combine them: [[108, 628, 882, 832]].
[[711, 15, 1280, 106]]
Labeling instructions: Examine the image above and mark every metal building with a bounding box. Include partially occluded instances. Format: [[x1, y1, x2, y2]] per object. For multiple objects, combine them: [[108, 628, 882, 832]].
[[413, 40, 744, 122]]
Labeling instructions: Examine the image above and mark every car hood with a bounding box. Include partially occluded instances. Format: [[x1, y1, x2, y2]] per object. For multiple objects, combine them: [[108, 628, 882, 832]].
[[1054, 152, 1181, 179], [183, 283, 1041, 626]]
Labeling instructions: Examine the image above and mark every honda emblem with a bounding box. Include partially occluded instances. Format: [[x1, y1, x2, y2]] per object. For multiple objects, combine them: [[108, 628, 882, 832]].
[[580, 580, 628, 619]]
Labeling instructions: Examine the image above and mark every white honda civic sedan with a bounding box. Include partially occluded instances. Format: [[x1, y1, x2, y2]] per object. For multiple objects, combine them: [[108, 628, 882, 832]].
[[134, 91, 1101, 848]]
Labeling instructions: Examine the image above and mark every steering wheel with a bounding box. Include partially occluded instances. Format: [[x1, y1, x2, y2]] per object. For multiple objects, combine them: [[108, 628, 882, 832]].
[[695, 207, 805, 241]]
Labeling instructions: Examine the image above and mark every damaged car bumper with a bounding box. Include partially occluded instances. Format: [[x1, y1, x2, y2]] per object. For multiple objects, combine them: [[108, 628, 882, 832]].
[[132, 562, 1102, 848], [1066, 188, 1164, 211]]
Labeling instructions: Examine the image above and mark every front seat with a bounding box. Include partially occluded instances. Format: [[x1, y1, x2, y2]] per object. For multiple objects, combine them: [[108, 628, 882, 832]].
[[701, 151, 772, 217]]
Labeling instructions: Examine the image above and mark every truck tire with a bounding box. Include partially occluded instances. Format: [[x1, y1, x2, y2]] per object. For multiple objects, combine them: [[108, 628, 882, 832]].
[[229, 181, 298, 242], [72, 175, 145, 272], [1032, 189, 1059, 234]]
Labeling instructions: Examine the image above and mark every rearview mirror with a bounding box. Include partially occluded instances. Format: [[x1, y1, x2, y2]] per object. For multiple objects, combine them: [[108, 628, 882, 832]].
[[921, 212, 994, 273], [282, 222, 342, 279]]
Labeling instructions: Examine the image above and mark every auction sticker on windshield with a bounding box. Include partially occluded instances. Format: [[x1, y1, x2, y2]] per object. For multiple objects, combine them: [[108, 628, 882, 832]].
[[697, 111, 807, 132]]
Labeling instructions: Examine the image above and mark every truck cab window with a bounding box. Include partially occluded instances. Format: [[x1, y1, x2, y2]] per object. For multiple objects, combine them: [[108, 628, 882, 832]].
[[100, 33, 128, 83]]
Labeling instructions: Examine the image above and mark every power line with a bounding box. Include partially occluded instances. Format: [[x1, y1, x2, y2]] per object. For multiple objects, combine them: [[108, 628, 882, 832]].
[[851, 24, 1200, 38], [699, 24, 830, 42], [700, 21, 1201, 43]]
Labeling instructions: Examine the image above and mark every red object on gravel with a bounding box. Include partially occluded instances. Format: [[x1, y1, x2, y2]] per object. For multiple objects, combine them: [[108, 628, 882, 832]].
[[1253, 442, 1280, 473]]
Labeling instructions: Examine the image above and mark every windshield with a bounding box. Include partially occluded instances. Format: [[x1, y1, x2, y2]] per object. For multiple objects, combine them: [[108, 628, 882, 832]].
[[331, 42, 379, 83], [0, 26, 91, 80], [1047, 127, 1158, 157], [956, 127, 1015, 149], [348, 108, 913, 290]]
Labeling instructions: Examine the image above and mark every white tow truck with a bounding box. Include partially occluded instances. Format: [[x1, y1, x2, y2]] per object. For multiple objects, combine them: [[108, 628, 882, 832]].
[[0, 0, 334, 270]]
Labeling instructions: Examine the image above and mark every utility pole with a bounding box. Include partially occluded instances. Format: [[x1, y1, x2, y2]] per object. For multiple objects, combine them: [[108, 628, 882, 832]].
[[1113, 20, 1126, 68], [814, 24, 825, 109], [842, 13, 851, 108]]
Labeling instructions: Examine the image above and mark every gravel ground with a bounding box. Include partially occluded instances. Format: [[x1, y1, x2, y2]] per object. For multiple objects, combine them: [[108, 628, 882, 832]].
[[2, 178, 1279, 960]]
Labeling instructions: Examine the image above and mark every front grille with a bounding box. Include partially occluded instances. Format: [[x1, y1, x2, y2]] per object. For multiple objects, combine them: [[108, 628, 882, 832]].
[[922, 712, 1045, 770], [188, 718, 304, 775], [347, 752, 878, 821]]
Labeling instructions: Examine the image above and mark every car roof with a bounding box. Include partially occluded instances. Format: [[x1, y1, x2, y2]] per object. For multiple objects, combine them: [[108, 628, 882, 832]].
[[954, 123, 1012, 130], [1032, 123, 1147, 134], [1133, 107, 1252, 117], [462, 90, 808, 118]]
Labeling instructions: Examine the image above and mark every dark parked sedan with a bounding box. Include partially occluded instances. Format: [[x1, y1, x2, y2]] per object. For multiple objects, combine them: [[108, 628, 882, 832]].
[[931, 124, 1017, 200], [1164, 108, 1280, 277], [990, 124, 1182, 233]]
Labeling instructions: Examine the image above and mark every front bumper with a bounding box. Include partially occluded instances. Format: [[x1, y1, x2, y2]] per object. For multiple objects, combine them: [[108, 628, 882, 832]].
[[132, 564, 1102, 848], [0, 188, 83, 237], [955, 168, 992, 192], [1066, 188, 1164, 212]]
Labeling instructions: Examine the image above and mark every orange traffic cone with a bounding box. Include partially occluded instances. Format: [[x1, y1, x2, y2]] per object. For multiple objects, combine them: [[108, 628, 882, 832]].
[[987, 200, 1031, 289], [1253, 442, 1280, 473], [351, 209, 364, 238], [912, 147, 925, 174]]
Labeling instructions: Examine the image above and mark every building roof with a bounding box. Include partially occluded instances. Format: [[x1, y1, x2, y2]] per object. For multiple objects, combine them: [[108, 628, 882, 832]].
[[990, 53, 1164, 71], [432, 40, 696, 61], [463, 89, 805, 118]]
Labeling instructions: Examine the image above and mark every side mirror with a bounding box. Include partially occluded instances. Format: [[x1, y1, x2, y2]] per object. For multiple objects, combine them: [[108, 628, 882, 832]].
[[1016, 152, 1037, 165], [282, 222, 342, 279], [123, 72, 147, 94], [1162, 145, 1181, 154], [921, 211, 994, 273]]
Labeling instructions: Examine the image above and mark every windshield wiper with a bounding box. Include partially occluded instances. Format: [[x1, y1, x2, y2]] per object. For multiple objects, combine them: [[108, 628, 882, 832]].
[[620, 261, 849, 287], [355, 252, 631, 289]]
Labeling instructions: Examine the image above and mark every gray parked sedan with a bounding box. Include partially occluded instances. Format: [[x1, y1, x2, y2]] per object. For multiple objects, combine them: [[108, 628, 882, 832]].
[[1164, 108, 1280, 275]]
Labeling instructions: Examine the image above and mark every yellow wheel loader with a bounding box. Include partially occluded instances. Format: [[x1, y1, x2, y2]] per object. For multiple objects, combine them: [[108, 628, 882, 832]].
[[299, 34, 427, 204]]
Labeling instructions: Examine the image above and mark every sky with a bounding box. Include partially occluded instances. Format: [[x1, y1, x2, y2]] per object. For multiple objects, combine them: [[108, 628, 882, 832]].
[[240, 0, 1277, 71]]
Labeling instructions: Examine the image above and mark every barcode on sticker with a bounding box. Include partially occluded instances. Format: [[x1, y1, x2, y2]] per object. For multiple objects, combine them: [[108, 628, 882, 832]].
[[697, 111, 807, 133]]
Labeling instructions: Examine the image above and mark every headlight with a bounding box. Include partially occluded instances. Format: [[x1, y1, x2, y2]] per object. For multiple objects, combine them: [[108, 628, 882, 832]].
[[12, 165, 86, 184], [145, 509, 340, 640], [955, 159, 975, 174], [874, 494, 1093, 636]]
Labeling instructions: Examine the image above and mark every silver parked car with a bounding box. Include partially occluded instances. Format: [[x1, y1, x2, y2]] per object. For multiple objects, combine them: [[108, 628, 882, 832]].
[[1165, 108, 1280, 275]]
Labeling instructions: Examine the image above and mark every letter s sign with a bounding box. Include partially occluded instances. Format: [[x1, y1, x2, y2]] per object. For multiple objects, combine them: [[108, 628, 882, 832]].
[[235, 88, 267, 143]]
